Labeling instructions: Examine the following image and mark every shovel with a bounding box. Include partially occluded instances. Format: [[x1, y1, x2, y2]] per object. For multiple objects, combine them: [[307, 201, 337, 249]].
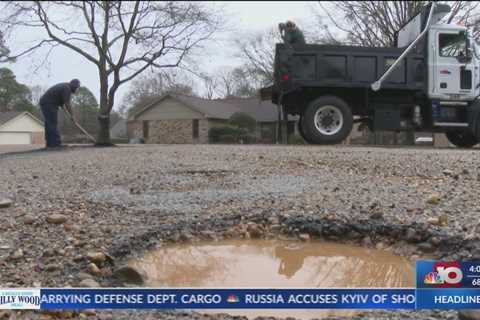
[[63, 109, 97, 144]]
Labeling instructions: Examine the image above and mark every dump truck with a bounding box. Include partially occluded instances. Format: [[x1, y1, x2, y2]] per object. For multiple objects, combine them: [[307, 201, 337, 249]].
[[265, 3, 480, 147]]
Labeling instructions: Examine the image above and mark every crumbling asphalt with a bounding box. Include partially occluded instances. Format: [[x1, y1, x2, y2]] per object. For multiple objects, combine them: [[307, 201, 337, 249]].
[[0, 144, 478, 319]]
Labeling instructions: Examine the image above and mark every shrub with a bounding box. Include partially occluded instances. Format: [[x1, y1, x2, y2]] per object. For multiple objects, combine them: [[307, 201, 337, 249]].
[[217, 134, 237, 143], [238, 134, 256, 144], [229, 112, 256, 132], [209, 126, 255, 144]]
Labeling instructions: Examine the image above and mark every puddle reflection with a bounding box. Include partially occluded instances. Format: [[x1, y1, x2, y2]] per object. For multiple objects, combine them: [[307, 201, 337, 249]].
[[129, 240, 414, 319]]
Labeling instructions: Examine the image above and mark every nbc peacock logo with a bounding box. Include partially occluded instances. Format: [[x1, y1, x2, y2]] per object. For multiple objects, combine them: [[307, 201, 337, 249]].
[[227, 294, 239, 303], [423, 271, 443, 284], [423, 262, 463, 288]]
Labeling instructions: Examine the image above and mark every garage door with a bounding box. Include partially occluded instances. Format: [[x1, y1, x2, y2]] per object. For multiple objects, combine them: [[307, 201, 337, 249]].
[[0, 132, 32, 145]]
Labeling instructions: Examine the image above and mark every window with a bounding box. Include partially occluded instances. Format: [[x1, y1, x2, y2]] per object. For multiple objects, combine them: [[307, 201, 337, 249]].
[[439, 32, 467, 57], [192, 119, 199, 139], [142, 121, 149, 139]]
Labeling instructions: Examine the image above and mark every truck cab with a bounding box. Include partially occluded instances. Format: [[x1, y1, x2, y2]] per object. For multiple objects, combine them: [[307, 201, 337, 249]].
[[428, 25, 480, 101], [267, 2, 480, 148]]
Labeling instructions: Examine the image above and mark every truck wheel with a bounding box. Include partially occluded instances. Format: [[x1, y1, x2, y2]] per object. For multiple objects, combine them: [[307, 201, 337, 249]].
[[297, 116, 314, 144], [445, 131, 478, 148], [302, 96, 353, 145]]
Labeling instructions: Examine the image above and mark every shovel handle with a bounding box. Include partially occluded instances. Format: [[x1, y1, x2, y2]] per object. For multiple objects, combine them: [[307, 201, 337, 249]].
[[63, 109, 96, 143]]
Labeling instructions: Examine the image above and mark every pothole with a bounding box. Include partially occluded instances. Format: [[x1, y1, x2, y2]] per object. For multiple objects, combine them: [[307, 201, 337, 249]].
[[128, 239, 414, 319]]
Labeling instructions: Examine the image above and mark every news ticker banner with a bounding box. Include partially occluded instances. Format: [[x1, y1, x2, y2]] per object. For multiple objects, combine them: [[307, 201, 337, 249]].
[[1, 288, 415, 310], [2, 287, 479, 310], [1, 260, 480, 310]]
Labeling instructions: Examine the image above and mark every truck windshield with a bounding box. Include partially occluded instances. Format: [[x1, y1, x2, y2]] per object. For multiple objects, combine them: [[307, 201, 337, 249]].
[[439, 32, 467, 57]]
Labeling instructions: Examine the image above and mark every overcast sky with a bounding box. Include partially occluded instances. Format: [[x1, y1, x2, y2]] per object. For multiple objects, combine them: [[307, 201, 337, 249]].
[[6, 1, 318, 111]]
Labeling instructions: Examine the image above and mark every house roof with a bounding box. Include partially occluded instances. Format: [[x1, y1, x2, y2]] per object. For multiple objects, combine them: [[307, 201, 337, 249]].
[[173, 94, 240, 119], [220, 97, 278, 122], [221, 97, 298, 122], [130, 92, 297, 123], [0, 111, 44, 129], [131, 93, 241, 120]]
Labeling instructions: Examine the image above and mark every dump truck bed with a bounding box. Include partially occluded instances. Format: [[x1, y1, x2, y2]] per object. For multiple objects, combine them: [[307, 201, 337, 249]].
[[272, 43, 426, 103]]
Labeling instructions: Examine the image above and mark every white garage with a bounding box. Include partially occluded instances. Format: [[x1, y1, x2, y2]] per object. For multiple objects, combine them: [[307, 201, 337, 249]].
[[0, 132, 32, 144], [0, 112, 44, 145]]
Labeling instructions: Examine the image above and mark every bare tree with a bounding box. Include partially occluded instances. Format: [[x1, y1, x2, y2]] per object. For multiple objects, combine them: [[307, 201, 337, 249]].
[[121, 70, 195, 117], [200, 74, 218, 99], [1, 1, 222, 144], [229, 67, 258, 98], [234, 28, 279, 87], [0, 32, 8, 60], [29, 84, 47, 106], [162, 71, 195, 96], [211, 67, 258, 98], [317, 1, 480, 47], [200, 29, 283, 100], [216, 67, 236, 98], [122, 73, 170, 112]]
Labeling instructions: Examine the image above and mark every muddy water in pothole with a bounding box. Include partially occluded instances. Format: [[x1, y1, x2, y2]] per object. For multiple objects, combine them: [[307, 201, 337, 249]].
[[129, 240, 414, 319]]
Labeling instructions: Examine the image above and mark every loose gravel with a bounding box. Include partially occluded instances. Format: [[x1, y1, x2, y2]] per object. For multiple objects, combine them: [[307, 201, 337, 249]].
[[0, 144, 479, 320]]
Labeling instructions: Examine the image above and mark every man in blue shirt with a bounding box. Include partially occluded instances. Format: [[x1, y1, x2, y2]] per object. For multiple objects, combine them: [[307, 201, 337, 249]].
[[39, 79, 80, 148]]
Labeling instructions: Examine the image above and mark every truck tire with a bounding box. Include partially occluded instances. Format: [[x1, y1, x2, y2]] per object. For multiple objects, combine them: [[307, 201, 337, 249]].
[[297, 116, 315, 144], [445, 131, 478, 148], [301, 96, 353, 145]]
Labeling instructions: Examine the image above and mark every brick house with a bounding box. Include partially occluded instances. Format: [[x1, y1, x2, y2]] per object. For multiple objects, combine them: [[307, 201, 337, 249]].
[[127, 93, 295, 144], [128, 93, 239, 144]]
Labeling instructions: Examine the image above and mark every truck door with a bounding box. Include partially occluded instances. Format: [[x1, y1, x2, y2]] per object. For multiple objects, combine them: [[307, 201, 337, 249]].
[[431, 29, 474, 99], [472, 39, 480, 98]]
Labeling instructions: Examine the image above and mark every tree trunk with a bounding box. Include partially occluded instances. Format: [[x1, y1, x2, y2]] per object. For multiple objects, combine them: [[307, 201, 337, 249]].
[[96, 115, 111, 145], [96, 68, 113, 146]]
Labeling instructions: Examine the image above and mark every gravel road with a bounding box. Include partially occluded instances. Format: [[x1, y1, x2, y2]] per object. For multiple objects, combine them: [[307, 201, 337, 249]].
[[0, 144, 479, 320]]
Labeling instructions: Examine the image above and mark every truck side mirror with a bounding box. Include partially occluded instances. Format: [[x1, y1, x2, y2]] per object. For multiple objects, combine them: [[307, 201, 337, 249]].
[[457, 54, 471, 63], [457, 37, 472, 63], [467, 47, 474, 59], [467, 38, 473, 58]]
